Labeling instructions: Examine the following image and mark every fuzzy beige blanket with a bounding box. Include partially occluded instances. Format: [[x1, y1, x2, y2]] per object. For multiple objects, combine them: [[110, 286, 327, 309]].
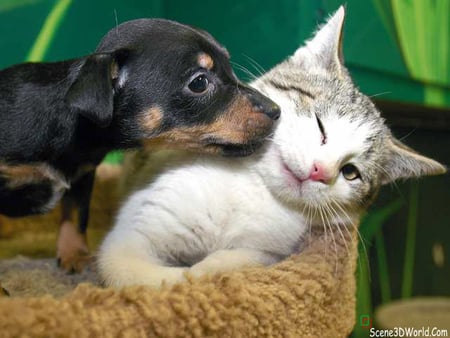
[[0, 230, 357, 337], [0, 162, 357, 337]]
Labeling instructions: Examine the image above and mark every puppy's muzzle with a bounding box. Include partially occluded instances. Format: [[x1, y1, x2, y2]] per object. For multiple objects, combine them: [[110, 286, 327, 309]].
[[245, 89, 281, 121], [140, 87, 280, 157], [203, 86, 280, 157]]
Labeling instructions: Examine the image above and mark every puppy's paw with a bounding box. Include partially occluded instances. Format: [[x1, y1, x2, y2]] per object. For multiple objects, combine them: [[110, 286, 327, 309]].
[[56, 221, 91, 273], [57, 253, 93, 273]]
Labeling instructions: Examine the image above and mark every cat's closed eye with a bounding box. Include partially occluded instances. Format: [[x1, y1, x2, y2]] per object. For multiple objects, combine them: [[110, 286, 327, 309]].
[[341, 163, 360, 181], [315, 114, 327, 145]]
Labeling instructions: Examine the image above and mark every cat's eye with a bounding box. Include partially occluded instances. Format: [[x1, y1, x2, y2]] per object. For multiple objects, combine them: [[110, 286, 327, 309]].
[[341, 164, 360, 181], [315, 114, 327, 145], [188, 75, 210, 94]]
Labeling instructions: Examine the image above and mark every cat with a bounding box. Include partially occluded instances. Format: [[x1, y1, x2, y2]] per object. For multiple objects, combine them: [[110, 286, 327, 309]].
[[97, 7, 446, 288]]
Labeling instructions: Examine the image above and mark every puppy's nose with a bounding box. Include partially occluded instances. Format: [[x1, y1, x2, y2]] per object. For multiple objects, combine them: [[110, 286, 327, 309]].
[[263, 104, 281, 120], [245, 89, 281, 121]]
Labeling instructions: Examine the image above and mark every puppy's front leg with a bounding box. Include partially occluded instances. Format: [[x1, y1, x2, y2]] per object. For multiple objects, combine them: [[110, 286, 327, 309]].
[[57, 170, 95, 272], [189, 248, 281, 278]]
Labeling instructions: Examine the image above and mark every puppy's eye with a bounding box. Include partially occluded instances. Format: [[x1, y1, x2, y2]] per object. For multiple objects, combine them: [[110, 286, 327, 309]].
[[188, 75, 209, 93], [341, 164, 360, 181]]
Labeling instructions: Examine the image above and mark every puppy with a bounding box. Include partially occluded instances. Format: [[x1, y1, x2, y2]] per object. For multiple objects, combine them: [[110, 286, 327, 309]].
[[0, 19, 280, 272]]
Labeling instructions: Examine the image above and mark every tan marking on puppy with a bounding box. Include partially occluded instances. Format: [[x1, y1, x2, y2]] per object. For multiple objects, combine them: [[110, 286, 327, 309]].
[[110, 60, 119, 80], [142, 95, 273, 153], [140, 106, 164, 135], [143, 128, 219, 153], [211, 95, 274, 142], [57, 220, 92, 272], [0, 163, 69, 189], [197, 53, 214, 70]]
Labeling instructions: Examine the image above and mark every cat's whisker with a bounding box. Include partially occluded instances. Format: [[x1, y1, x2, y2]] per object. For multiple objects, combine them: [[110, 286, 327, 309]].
[[369, 91, 391, 98], [368, 159, 395, 183], [311, 203, 324, 234], [323, 205, 340, 273], [302, 201, 313, 245], [242, 54, 266, 77], [230, 61, 259, 81], [318, 204, 338, 268], [306, 202, 314, 227], [368, 159, 403, 197], [266, 136, 282, 145], [325, 206, 343, 272], [351, 219, 371, 280], [398, 129, 417, 142], [333, 200, 370, 281], [264, 135, 277, 143], [316, 206, 328, 256], [329, 200, 361, 272], [326, 201, 350, 256], [330, 200, 359, 246], [329, 200, 354, 227], [307, 202, 315, 232]]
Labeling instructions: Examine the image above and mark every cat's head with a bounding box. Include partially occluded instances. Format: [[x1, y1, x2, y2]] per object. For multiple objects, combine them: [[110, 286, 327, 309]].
[[252, 6, 446, 225]]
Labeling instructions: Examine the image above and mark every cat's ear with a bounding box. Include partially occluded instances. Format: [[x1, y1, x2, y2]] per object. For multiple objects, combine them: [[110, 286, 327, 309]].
[[292, 6, 345, 72], [381, 136, 446, 185]]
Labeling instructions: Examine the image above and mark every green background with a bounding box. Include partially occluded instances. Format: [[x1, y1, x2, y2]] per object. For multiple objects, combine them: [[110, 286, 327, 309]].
[[1, 0, 450, 108]]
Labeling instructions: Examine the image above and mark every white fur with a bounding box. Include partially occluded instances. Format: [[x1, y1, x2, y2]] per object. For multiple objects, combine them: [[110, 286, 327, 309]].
[[117, 68, 128, 88], [99, 160, 307, 287], [42, 165, 70, 212]]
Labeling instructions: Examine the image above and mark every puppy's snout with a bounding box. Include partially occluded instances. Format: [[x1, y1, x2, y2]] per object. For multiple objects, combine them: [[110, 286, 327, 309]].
[[246, 90, 281, 121], [262, 103, 281, 120]]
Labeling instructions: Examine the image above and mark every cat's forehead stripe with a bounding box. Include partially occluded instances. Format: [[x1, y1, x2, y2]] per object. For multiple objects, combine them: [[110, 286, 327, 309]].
[[265, 78, 315, 99]]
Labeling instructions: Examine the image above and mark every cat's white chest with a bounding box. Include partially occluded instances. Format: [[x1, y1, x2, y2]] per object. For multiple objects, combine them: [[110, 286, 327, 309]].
[[220, 172, 306, 255], [121, 161, 307, 265]]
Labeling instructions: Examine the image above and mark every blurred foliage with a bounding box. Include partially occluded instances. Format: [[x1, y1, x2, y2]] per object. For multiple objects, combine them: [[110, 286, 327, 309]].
[[353, 199, 402, 337], [373, 0, 450, 106]]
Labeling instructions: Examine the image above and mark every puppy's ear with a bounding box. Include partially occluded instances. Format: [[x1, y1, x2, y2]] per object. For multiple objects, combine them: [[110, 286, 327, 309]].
[[65, 52, 121, 127]]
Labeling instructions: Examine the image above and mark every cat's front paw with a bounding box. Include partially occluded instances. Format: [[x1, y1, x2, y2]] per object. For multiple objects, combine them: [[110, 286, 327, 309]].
[[189, 257, 225, 278], [189, 248, 274, 279], [98, 255, 189, 289]]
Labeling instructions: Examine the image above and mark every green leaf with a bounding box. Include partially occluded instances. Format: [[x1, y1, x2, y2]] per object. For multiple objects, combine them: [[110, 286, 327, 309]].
[[354, 199, 402, 337], [401, 180, 419, 299], [375, 228, 391, 303], [26, 0, 73, 62], [354, 255, 372, 338], [391, 0, 450, 88]]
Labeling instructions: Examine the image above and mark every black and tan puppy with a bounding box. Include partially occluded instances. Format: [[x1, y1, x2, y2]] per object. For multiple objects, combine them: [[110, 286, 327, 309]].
[[0, 19, 280, 271]]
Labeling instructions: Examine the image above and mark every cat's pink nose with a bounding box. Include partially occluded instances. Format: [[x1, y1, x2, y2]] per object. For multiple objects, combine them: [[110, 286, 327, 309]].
[[309, 163, 332, 184]]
